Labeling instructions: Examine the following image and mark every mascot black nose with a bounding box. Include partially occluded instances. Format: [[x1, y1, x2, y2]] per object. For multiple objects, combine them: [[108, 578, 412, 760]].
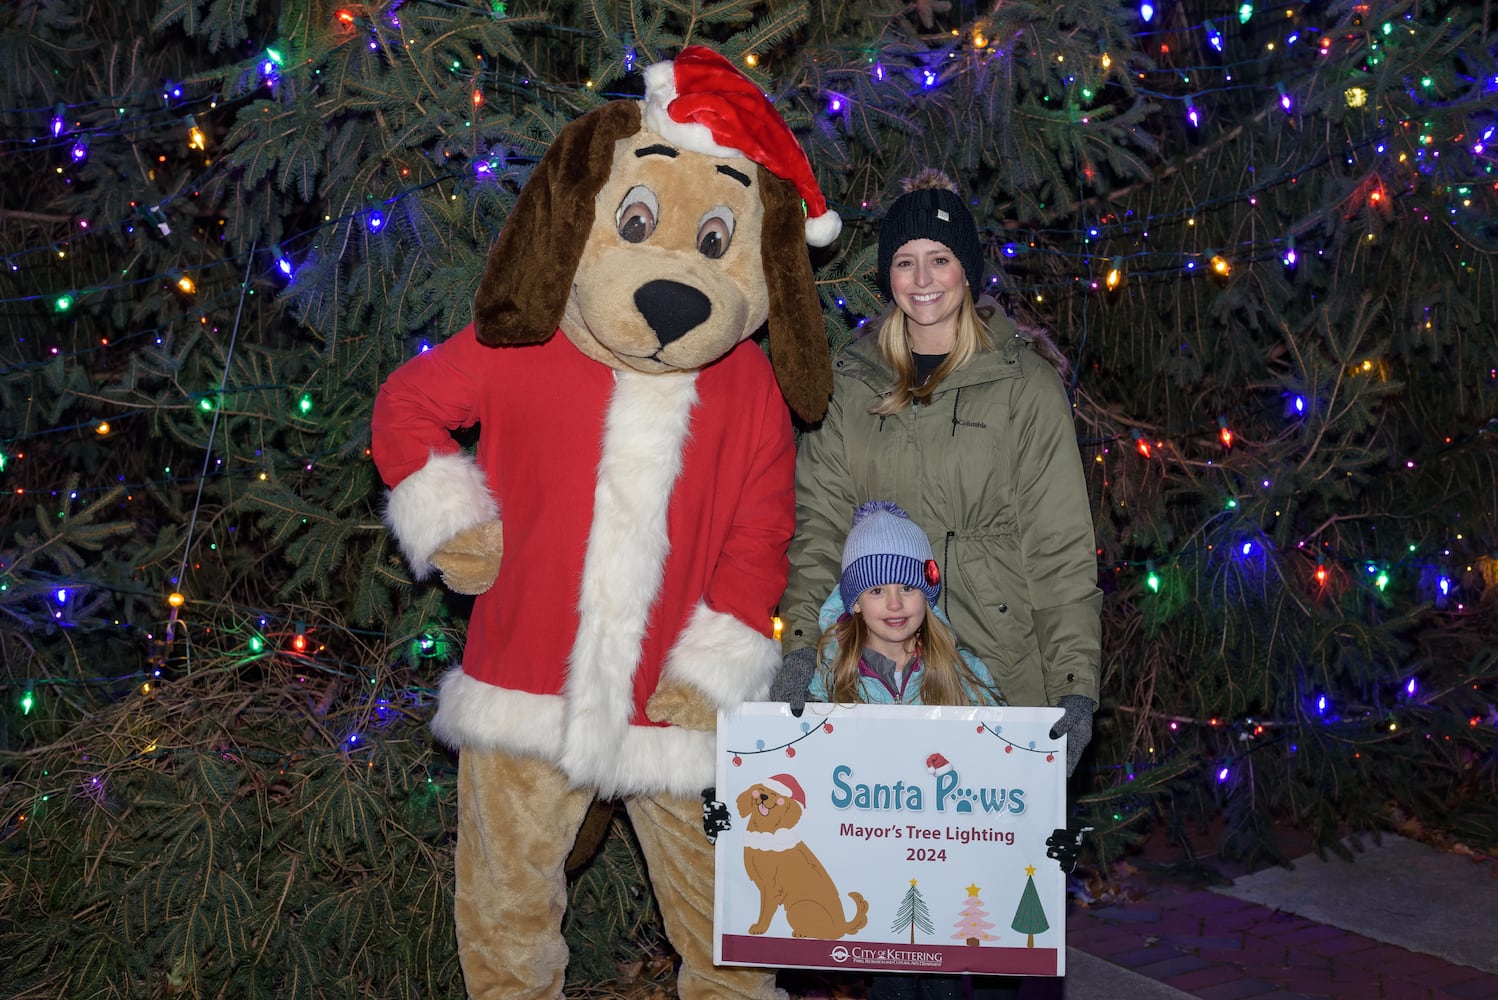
[[634, 280, 712, 347]]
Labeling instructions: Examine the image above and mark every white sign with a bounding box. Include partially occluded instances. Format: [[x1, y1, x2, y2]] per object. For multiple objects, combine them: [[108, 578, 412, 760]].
[[713, 702, 1067, 977]]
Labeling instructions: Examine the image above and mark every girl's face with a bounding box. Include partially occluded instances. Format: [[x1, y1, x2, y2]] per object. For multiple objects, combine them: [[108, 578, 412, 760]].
[[852, 583, 929, 661], [889, 238, 967, 351]]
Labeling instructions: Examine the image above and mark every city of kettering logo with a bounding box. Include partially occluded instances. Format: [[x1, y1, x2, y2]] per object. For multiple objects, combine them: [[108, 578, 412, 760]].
[[830, 946, 849, 963]]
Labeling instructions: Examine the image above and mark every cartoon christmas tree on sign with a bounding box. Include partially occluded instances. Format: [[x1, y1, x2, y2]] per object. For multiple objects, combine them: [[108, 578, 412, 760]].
[[951, 883, 996, 947], [891, 878, 935, 945], [1010, 866, 1050, 948]]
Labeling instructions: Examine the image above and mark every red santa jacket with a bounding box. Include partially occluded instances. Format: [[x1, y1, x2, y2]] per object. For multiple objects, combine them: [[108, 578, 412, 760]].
[[371, 326, 794, 797]]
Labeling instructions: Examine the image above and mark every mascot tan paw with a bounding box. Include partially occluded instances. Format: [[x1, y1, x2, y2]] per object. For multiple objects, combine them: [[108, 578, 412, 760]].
[[429, 519, 503, 595], [645, 681, 718, 731]]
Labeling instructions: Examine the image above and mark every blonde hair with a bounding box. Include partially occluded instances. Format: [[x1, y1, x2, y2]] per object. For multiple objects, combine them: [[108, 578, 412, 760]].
[[868, 294, 996, 415], [815, 604, 1000, 707]]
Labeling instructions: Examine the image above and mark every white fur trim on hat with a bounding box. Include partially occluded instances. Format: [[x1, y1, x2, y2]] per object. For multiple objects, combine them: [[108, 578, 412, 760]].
[[641, 62, 743, 159]]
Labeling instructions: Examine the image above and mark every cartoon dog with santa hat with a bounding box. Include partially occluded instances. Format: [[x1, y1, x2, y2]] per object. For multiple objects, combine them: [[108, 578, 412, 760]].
[[736, 773, 870, 939], [371, 46, 836, 999]]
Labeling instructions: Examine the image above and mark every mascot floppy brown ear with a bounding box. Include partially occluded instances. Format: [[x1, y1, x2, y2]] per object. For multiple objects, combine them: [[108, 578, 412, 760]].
[[472, 101, 642, 351], [757, 164, 833, 423]]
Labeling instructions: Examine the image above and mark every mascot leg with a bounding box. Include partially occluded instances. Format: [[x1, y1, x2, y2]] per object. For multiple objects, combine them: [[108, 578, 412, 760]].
[[455, 748, 593, 999], [626, 791, 785, 1000]]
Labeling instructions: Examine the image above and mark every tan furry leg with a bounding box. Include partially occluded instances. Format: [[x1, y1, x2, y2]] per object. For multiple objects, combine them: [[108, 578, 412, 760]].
[[455, 749, 593, 1000], [626, 791, 785, 1000]]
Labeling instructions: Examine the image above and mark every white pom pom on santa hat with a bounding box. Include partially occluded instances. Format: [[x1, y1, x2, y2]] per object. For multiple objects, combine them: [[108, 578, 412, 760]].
[[642, 46, 842, 247], [761, 772, 807, 807]]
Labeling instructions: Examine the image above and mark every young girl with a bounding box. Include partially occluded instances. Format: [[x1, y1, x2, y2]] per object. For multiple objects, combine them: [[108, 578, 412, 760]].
[[809, 500, 1003, 1000], [810, 499, 1003, 709]]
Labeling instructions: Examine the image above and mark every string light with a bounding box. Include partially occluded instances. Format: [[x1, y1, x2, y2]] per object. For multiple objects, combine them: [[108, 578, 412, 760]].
[[1104, 260, 1123, 290], [185, 115, 206, 151]]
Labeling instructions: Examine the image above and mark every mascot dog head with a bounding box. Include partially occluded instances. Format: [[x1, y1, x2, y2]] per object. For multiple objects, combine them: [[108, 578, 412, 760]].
[[471, 46, 836, 423]]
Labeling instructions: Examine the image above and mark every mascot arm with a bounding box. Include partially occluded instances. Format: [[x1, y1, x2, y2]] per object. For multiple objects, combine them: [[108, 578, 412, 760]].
[[647, 399, 794, 730], [372, 327, 500, 580]]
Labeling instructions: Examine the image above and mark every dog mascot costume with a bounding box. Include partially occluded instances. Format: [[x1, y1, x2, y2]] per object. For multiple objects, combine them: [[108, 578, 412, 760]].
[[371, 46, 837, 999]]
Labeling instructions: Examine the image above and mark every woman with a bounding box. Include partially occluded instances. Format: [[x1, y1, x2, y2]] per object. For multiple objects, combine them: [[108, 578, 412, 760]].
[[777, 168, 1101, 775]]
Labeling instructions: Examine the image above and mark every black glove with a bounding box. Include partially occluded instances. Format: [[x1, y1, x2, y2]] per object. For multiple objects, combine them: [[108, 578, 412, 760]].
[[768, 647, 817, 717], [1045, 823, 1093, 874], [702, 788, 731, 844], [1049, 694, 1096, 777]]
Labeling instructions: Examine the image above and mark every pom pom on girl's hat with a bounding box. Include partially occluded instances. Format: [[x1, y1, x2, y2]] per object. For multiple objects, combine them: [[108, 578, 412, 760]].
[[642, 46, 842, 247], [839, 500, 942, 611]]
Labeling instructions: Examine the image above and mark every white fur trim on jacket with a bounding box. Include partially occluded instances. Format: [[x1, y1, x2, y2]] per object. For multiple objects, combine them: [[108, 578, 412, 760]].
[[559, 371, 697, 792], [662, 601, 781, 707], [383, 451, 498, 579], [430, 668, 716, 797]]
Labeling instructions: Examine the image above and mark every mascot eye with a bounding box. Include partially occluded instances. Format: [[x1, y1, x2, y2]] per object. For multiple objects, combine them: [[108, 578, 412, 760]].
[[616, 185, 659, 244], [696, 209, 735, 260]]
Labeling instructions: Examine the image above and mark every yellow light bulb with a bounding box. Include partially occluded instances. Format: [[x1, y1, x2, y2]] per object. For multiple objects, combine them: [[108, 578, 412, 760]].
[[176, 275, 196, 294], [95, 421, 111, 435], [744, 53, 758, 68], [167, 592, 185, 607]]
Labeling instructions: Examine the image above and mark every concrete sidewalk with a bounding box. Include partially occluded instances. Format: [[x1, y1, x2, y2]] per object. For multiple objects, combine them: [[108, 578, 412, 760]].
[[1047, 832, 1498, 999]]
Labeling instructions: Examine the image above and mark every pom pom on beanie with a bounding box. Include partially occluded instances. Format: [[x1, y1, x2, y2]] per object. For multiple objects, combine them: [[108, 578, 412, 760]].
[[840, 500, 941, 610]]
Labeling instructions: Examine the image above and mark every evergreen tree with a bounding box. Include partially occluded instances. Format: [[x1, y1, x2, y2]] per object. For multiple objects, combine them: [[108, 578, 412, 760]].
[[891, 876, 936, 944], [1008, 867, 1049, 948], [3, 0, 1496, 995]]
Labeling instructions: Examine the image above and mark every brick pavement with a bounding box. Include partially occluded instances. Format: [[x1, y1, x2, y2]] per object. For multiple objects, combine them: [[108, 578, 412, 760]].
[[1065, 880, 1498, 999]]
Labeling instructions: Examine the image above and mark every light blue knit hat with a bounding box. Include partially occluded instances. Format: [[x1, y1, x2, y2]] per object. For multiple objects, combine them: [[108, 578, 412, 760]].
[[839, 500, 941, 610]]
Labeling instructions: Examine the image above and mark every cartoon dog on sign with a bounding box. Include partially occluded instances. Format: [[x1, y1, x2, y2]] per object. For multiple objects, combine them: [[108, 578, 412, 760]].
[[736, 773, 870, 938]]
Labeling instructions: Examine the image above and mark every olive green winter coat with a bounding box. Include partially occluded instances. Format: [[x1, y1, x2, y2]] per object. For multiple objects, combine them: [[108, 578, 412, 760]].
[[781, 314, 1102, 710]]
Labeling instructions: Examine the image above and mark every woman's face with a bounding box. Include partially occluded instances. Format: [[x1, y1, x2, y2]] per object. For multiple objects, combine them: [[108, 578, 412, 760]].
[[889, 238, 966, 349]]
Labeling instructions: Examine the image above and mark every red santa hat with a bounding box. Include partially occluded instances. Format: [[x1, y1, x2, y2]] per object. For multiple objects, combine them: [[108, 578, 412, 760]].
[[642, 46, 842, 248], [926, 752, 952, 776], [761, 772, 807, 807]]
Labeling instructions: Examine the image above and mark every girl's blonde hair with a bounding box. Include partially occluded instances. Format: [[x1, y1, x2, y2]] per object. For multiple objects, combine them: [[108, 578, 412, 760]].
[[815, 602, 1000, 707]]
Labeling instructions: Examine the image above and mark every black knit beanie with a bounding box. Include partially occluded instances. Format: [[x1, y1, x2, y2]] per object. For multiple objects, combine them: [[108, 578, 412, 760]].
[[877, 186, 985, 301]]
